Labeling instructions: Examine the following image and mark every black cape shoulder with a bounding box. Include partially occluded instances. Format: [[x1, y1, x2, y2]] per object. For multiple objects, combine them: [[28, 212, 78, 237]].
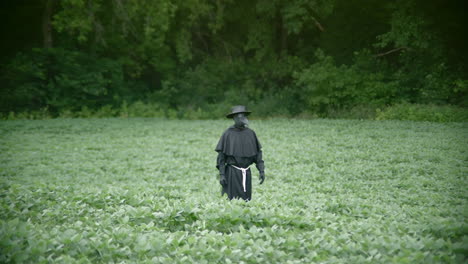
[[215, 126, 262, 157]]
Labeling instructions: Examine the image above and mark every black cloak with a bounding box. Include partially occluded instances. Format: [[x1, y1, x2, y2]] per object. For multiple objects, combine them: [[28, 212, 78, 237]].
[[215, 126, 261, 156], [215, 126, 264, 200]]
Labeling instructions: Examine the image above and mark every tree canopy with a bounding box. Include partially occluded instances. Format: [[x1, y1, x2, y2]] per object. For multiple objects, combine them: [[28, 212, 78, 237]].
[[1, 0, 467, 117]]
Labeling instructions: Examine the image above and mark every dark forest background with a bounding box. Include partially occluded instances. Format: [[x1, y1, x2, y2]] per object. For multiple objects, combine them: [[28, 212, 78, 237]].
[[1, 0, 467, 120]]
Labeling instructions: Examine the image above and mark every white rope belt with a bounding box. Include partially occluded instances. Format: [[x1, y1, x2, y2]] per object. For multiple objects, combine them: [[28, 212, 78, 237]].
[[230, 165, 250, 192]]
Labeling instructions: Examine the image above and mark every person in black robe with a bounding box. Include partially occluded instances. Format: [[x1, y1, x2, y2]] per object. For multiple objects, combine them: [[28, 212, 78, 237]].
[[215, 105, 265, 201]]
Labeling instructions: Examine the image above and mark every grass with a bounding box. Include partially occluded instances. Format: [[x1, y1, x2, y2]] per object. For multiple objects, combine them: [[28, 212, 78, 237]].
[[0, 118, 467, 263]]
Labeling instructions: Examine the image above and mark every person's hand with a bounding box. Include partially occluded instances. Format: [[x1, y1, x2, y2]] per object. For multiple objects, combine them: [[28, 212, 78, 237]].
[[220, 174, 227, 186], [259, 171, 265, 184]]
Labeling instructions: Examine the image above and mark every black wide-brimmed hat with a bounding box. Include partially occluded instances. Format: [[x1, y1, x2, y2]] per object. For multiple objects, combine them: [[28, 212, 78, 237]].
[[226, 105, 251, 118]]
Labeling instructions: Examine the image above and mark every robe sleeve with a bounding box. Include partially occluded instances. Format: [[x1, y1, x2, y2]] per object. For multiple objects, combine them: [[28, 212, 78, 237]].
[[255, 150, 265, 173], [216, 152, 226, 176]]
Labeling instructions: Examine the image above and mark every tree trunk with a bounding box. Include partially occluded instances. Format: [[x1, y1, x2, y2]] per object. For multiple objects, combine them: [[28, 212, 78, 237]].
[[276, 11, 287, 58], [42, 0, 55, 48]]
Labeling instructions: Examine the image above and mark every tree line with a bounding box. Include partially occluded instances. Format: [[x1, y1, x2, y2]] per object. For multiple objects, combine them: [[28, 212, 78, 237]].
[[1, 0, 466, 118]]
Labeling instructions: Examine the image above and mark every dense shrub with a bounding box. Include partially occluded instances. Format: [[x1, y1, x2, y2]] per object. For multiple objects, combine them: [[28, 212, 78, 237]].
[[2, 102, 466, 123], [376, 103, 468, 122], [1, 47, 466, 121], [293, 50, 398, 114], [120, 101, 165, 118], [0, 48, 129, 114]]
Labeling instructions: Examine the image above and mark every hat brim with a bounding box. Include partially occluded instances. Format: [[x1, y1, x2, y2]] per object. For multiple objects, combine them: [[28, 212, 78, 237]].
[[226, 111, 251, 118]]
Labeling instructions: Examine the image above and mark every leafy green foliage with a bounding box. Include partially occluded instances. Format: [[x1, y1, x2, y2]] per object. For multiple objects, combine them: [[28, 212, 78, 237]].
[[0, 48, 127, 113], [294, 50, 398, 113], [376, 103, 468, 122], [2, 102, 467, 123], [372, 0, 466, 105], [1, 0, 467, 117], [0, 118, 466, 263]]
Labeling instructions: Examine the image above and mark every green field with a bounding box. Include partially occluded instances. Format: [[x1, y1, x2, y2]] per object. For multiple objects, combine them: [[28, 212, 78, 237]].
[[1, 118, 467, 263]]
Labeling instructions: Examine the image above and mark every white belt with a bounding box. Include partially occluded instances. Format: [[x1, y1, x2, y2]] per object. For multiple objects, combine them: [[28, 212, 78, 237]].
[[230, 165, 250, 192]]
